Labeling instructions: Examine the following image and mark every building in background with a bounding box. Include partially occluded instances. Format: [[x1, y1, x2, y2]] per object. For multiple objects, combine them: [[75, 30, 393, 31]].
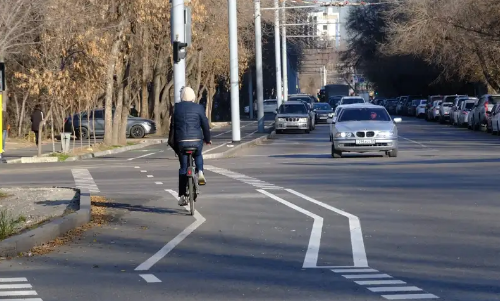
[[308, 7, 341, 48]]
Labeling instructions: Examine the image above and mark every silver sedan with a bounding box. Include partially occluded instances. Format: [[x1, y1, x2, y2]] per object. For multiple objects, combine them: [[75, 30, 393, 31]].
[[328, 104, 402, 158]]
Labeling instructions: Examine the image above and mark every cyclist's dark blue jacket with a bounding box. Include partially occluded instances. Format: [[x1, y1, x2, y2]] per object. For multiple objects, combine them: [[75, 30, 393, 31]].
[[168, 101, 211, 152]]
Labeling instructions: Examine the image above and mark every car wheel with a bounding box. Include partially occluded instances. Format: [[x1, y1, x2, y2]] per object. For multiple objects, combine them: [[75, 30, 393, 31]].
[[387, 149, 398, 158], [331, 144, 341, 158], [130, 125, 146, 138], [305, 129, 310, 134], [329, 134, 332, 142], [77, 127, 89, 140], [276, 130, 283, 134]]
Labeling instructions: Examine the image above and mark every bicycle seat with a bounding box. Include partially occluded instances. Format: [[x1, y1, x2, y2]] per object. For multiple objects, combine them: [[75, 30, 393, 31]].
[[182, 147, 198, 154]]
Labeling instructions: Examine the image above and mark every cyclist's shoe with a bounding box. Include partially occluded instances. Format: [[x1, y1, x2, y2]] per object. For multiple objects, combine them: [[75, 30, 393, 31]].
[[198, 171, 206, 186], [178, 196, 188, 206]]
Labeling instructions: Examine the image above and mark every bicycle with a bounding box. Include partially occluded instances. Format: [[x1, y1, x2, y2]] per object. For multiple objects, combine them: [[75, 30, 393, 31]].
[[183, 147, 199, 216]]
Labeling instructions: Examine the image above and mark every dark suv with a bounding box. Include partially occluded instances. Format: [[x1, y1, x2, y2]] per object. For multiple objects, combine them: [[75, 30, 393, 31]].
[[64, 108, 156, 139]]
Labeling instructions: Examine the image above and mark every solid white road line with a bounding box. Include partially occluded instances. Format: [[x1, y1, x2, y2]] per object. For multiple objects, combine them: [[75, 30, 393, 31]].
[[343, 274, 392, 279], [134, 189, 206, 271], [139, 274, 162, 283], [381, 293, 439, 300], [399, 136, 427, 148], [332, 268, 378, 273], [213, 129, 232, 138], [0, 299, 43, 301], [0, 284, 32, 289], [203, 143, 228, 154], [287, 189, 368, 267], [243, 130, 258, 139], [257, 189, 323, 269], [355, 280, 407, 286], [0, 291, 38, 296], [127, 152, 156, 161], [369, 286, 422, 293], [0, 278, 28, 283]]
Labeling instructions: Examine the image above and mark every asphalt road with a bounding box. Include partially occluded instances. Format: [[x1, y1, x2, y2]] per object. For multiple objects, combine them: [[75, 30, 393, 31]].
[[1, 117, 500, 301]]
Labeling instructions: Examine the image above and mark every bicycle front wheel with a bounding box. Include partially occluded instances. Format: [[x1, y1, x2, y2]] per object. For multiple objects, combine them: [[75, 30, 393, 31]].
[[188, 177, 195, 216]]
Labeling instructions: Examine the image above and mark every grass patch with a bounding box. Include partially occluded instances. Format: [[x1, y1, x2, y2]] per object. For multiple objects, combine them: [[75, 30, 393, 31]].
[[50, 153, 70, 162], [127, 142, 136, 146], [0, 190, 10, 199], [0, 209, 27, 240]]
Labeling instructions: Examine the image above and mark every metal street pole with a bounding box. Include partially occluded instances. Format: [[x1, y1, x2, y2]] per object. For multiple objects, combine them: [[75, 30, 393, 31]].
[[254, 0, 265, 133], [281, 0, 288, 102], [248, 69, 254, 119], [172, 0, 186, 103], [324, 65, 327, 86], [228, 0, 241, 142], [274, 0, 282, 108]]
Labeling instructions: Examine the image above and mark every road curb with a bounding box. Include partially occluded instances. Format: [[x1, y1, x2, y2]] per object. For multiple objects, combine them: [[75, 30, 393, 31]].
[[204, 129, 276, 159], [0, 188, 91, 257], [5, 139, 168, 164]]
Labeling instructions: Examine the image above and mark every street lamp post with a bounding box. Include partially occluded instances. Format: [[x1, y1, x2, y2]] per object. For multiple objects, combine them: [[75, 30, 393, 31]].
[[254, 0, 265, 133], [228, 0, 241, 143], [274, 0, 283, 108]]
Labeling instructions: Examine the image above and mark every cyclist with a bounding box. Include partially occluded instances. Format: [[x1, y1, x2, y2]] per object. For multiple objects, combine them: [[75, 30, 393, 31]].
[[169, 87, 211, 206]]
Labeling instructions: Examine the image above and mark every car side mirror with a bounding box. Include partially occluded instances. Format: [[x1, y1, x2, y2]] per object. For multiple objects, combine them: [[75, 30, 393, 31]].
[[393, 118, 402, 123], [275, 109, 278, 114]]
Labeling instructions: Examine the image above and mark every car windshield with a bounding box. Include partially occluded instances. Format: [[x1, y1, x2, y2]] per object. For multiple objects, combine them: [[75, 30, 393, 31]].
[[314, 103, 331, 110], [464, 102, 475, 110], [412, 100, 419, 105], [289, 97, 311, 103], [420, 100, 427, 105], [338, 108, 391, 122], [489, 96, 500, 104], [264, 100, 277, 106], [342, 98, 365, 104], [442, 103, 453, 107], [279, 104, 307, 114]]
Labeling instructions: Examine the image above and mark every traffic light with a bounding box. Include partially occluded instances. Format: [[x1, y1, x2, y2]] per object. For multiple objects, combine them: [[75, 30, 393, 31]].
[[173, 41, 188, 63]]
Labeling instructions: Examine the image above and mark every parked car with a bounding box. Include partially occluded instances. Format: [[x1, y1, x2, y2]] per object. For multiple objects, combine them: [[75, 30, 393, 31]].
[[328, 103, 401, 158], [396, 96, 408, 115], [456, 99, 477, 127], [486, 103, 500, 133], [428, 100, 443, 121], [408, 99, 421, 117], [490, 104, 500, 135], [425, 95, 443, 120], [450, 96, 471, 125], [385, 99, 398, 115], [64, 108, 156, 139], [263, 99, 278, 114], [313, 103, 334, 124], [439, 95, 467, 123], [415, 99, 427, 118], [470, 94, 500, 131], [275, 101, 312, 134]]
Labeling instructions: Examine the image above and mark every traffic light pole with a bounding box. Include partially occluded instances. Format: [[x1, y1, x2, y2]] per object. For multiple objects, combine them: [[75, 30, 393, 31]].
[[172, 0, 186, 103]]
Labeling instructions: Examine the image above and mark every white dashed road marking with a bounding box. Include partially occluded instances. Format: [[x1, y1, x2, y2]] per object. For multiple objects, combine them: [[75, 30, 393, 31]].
[[127, 152, 156, 161], [71, 169, 100, 193], [139, 274, 162, 283]]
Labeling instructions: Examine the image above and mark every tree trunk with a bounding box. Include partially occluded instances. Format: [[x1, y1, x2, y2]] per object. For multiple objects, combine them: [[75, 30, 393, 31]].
[[112, 58, 126, 145], [206, 73, 215, 124], [18, 92, 28, 137], [119, 82, 132, 145], [153, 57, 164, 135], [103, 19, 126, 145], [140, 27, 150, 118], [194, 51, 203, 102]]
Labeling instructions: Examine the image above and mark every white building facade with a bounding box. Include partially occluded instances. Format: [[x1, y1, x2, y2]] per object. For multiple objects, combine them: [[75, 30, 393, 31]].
[[308, 7, 341, 47]]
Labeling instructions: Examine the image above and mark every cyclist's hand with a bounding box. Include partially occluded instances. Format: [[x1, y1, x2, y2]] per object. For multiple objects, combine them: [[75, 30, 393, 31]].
[[205, 141, 212, 145]]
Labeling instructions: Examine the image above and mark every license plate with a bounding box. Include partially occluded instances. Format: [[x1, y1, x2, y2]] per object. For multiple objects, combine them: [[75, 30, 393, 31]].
[[320, 117, 327, 119], [356, 139, 374, 145]]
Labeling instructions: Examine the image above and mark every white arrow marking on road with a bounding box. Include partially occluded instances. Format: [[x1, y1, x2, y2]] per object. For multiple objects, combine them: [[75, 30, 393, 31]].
[[257, 189, 323, 269], [134, 189, 206, 271], [139, 274, 162, 283], [287, 189, 369, 268]]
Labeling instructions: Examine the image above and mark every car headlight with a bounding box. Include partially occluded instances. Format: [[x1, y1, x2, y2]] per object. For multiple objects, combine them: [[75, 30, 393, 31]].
[[328, 113, 334, 118], [299, 118, 308, 122], [334, 132, 354, 138], [377, 131, 394, 138]]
